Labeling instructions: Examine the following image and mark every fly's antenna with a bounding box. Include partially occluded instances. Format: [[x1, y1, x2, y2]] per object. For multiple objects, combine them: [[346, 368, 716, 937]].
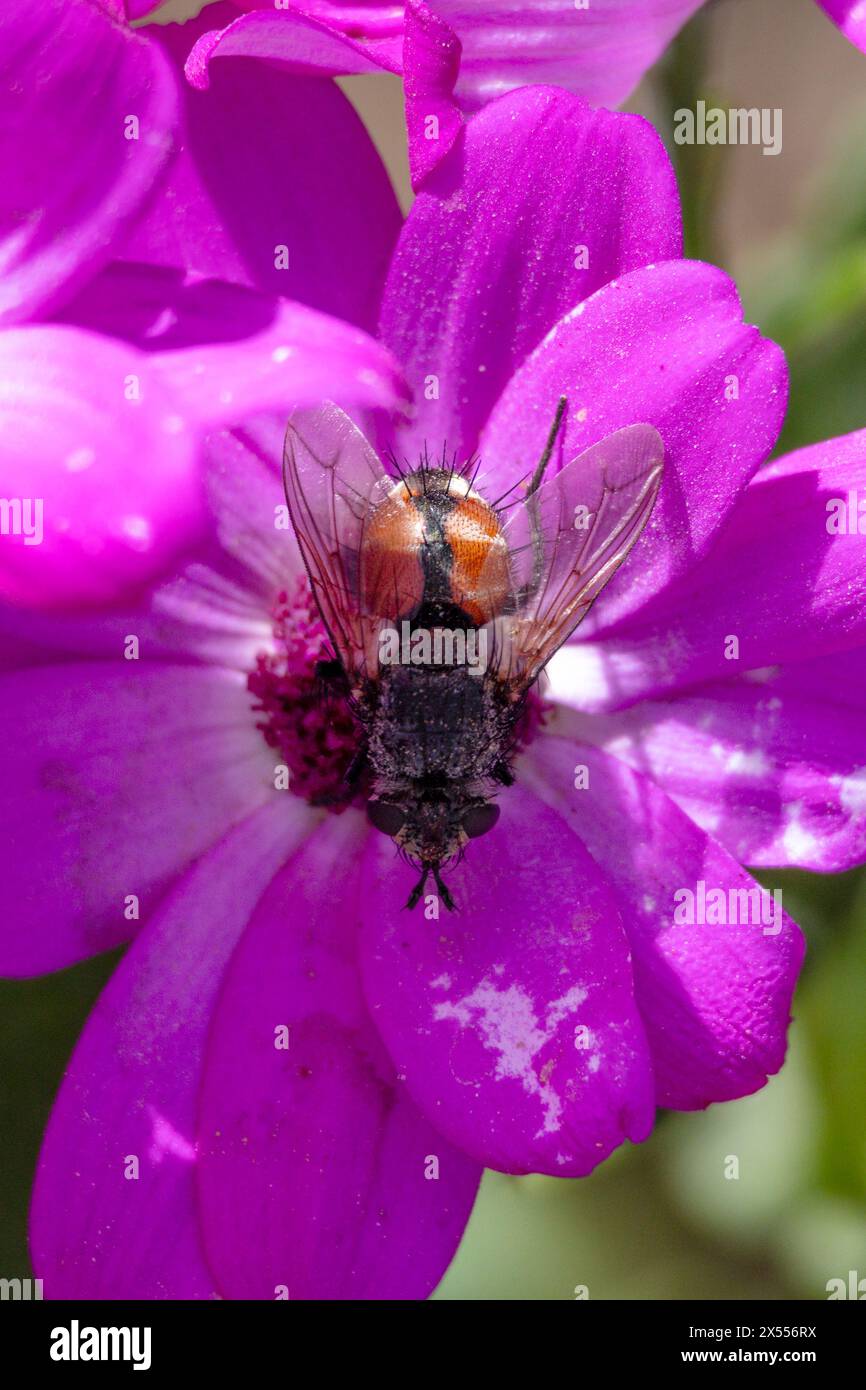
[[405, 867, 429, 910], [433, 864, 456, 912], [525, 395, 567, 500], [405, 863, 456, 911]]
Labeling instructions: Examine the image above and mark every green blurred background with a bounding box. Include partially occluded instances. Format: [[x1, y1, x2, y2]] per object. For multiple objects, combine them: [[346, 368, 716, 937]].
[[2, 0, 865, 1299]]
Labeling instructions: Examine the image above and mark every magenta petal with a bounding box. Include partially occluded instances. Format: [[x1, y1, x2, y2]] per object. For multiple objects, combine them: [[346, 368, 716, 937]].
[[185, 7, 402, 88], [0, 425, 292, 672], [0, 662, 277, 976], [129, 26, 401, 332], [197, 815, 480, 1300], [191, 1, 706, 110], [380, 85, 680, 458], [440, 0, 705, 110], [31, 805, 300, 1298], [556, 664, 866, 873], [152, 298, 407, 428], [816, 1, 866, 51], [359, 786, 655, 1177], [403, 0, 463, 188], [528, 736, 805, 1110], [560, 427, 866, 706], [0, 1, 178, 325], [0, 325, 205, 610], [64, 263, 407, 430], [482, 260, 787, 626]]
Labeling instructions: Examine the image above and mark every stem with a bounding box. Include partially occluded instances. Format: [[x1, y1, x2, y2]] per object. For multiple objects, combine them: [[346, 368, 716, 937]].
[[659, 8, 727, 267]]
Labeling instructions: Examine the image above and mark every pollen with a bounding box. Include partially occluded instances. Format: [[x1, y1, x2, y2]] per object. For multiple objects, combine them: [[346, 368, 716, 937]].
[[247, 578, 367, 811]]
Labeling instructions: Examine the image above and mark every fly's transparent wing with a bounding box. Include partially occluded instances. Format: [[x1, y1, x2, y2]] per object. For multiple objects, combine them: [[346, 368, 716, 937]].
[[283, 403, 395, 678], [493, 423, 664, 690]]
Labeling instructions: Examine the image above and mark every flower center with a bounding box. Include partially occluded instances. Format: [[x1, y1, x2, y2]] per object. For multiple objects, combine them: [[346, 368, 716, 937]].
[[248, 577, 547, 810], [247, 578, 367, 811]]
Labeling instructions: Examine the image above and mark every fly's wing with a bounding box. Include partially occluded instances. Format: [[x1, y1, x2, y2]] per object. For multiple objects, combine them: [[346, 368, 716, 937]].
[[492, 423, 664, 690], [283, 403, 394, 680]]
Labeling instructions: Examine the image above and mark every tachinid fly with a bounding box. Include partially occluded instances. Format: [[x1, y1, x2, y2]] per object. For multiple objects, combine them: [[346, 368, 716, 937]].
[[283, 399, 663, 911]]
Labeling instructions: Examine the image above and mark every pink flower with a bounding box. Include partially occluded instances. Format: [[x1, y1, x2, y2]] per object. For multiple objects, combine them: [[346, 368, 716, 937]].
[[0, 1, 404, 609], [4, 84, 864, 1299], [189, 0, 866, 163], [815, 0, 866, 51]]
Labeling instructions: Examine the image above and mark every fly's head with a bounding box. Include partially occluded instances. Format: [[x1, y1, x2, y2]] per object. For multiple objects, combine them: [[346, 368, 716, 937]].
[[366, 785, 501, 911]]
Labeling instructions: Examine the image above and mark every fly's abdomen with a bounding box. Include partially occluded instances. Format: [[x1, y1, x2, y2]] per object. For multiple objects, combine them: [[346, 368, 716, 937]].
[[360, 470, 510, 627]]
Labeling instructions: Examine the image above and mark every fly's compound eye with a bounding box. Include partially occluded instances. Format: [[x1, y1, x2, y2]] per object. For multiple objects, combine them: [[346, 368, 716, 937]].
[[462, 803, 500, 839], [367, 799, 405, 837]]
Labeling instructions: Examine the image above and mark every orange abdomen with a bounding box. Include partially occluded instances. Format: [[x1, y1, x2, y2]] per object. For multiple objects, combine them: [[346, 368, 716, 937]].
[[362, 490, 426, 619], [361, 474, 509, 626], [444, 495, 509, 625]]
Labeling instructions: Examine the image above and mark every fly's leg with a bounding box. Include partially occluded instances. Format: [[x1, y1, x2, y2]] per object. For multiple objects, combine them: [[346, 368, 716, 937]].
[[344, 744, 368, 789], [526, 395, 568, 500], [315, 656, 349, 698], [513, 395, 568, 608]]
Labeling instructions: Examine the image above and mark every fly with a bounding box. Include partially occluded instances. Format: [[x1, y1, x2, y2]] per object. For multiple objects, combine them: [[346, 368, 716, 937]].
[[283, 398, 663, 910]]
